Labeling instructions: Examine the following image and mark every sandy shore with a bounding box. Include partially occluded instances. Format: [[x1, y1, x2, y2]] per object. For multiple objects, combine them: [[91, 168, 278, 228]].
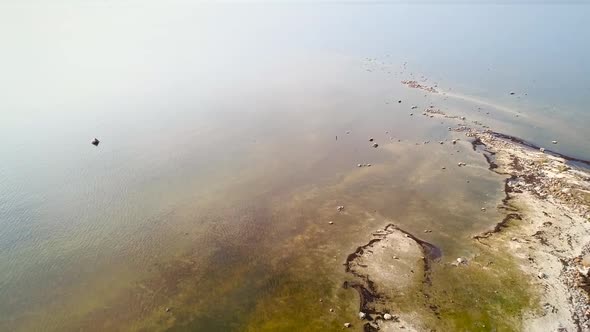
[[468, 128, 590, 331], [346, 109, 590, 331]]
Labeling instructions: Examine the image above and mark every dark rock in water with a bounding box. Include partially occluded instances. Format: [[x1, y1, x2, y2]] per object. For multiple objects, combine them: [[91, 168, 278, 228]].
[[91, 138, 100, 146]]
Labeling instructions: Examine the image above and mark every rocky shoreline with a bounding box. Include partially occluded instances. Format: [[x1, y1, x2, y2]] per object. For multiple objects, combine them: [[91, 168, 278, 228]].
[[344, 107, 590, 331]]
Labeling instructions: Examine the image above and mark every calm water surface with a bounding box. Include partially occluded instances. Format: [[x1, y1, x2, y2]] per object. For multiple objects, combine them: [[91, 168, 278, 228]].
[[0, 2, 589, 331]]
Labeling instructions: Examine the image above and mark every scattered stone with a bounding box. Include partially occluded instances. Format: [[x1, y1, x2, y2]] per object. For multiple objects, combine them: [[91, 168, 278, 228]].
[[454, 257, 468, 266], [165, 307, 171, 312], [328, 221, 334, 225], [359, 312, 366, 319], [346, 131, 350, 134], [481, 207, 486, 211], [383, 313, 393, 320], [329, 308, 334, 312], [91, 138, 100, 146], [577, 266, 590, 277], [369, 138, 374, 142], [458, 162, 466, 167], [358, 164, 362, 167], [441, 167, 446, 170], [460, 116, 466, 120], [540, 148, 545, 152], [344, 322, 351, 328], [393, 256, 399, 259], [337, 206, 344, 212], [398, 100, 402, 103], [319, 298, 323, 302], [452, 139, 458, 144], [538, 272, 548, 279], [411, 106, 418, 109], [366, 164, 372, 167], [410, 113, 413, 116], [439, 141, 444, 144], [510, 91, 515, 95], [552, 140, 558, 144], [373, 143, 379, 148]]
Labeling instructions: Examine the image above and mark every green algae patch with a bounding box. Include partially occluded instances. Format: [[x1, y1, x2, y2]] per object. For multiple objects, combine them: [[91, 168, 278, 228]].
[[423, 245, 538, 331], [242, 274, 358, 332]]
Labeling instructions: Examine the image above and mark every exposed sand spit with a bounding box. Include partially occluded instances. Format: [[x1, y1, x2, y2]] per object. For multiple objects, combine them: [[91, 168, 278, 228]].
[[344, 224, 441, 331]]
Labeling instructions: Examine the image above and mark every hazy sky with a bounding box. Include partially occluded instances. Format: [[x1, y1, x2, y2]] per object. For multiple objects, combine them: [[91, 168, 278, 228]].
[[1, 2, 588, 119]]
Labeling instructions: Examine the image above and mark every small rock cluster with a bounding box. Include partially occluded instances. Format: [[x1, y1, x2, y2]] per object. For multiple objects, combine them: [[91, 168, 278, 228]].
[[452, 257, 468, 267]]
